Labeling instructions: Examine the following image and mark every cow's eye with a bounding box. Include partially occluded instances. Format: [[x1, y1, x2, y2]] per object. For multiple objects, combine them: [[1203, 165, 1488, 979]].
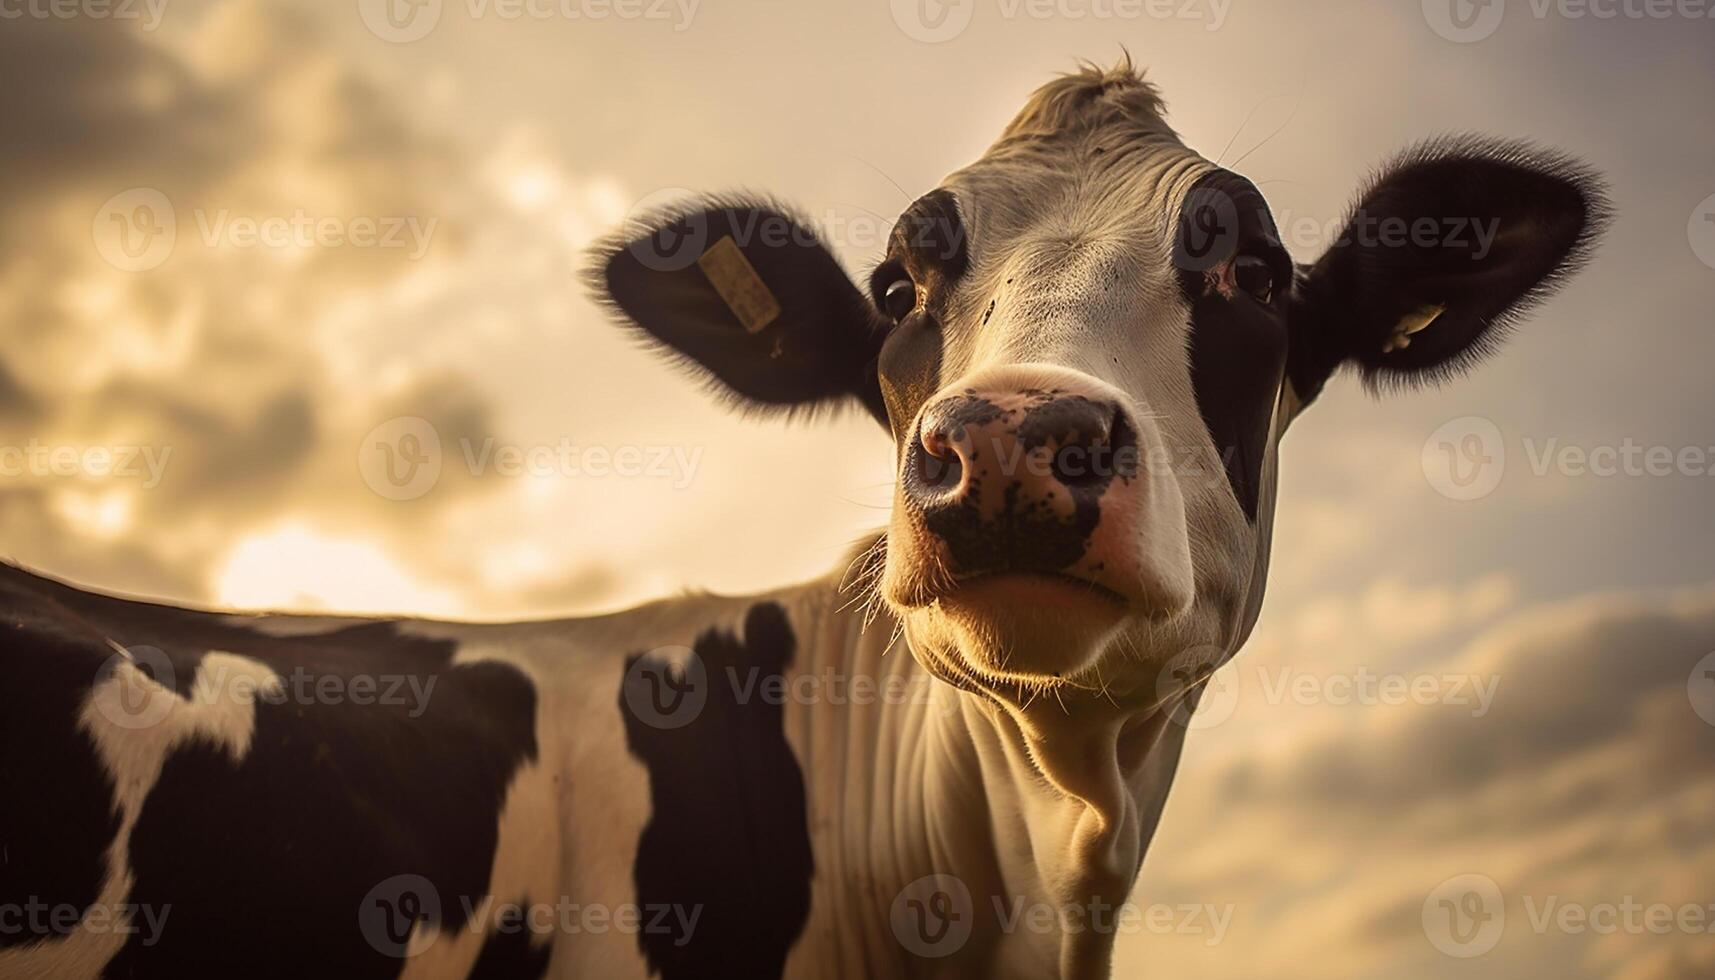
[[883, 278, 918, 320], [1233, 255, 1274, 304]]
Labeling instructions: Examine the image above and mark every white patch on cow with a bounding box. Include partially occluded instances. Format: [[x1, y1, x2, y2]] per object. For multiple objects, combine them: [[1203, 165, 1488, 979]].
[[398, 599, 747, 975], [392, 760, 561, 979], [0, 652, 280, 980]]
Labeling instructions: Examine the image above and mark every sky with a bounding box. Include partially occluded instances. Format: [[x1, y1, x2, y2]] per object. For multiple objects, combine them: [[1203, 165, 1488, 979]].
[[3, 1, 1713, 976]]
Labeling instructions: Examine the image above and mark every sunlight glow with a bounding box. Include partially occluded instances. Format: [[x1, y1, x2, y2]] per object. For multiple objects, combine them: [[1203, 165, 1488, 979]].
[[213, 523, 464, 617]]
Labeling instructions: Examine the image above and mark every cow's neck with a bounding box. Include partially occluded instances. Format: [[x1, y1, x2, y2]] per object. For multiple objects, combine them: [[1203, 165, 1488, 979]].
[[778, 574, 1192, 978]]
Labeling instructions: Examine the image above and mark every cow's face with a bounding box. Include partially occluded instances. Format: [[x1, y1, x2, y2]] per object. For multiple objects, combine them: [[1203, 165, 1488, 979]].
[[595, 63, 1605, 701]]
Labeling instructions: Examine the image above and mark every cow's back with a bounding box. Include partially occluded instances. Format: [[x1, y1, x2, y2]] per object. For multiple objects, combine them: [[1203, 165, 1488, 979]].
[[0, 563, 565, 977], [0, 562, 827, 979]]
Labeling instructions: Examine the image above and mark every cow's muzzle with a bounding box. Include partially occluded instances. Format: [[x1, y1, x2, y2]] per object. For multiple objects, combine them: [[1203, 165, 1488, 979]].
[[899, 382, 1141, 599]]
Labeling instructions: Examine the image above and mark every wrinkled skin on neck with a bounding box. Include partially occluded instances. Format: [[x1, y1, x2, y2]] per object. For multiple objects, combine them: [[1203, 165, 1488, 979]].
[[783, 568, 1199, 980]]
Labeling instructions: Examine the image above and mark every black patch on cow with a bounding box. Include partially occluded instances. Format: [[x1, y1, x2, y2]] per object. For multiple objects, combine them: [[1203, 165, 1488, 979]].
[[877, 312, 944, 440], [619, 602, 812, 980], [884, 189, 969, 290], [469, 917, 552, 980], [594, 197, 892, 425], [0, 573, 121, 951], [1175, 170, 1291, 521], [870, 190, 969, 437], [1286, 135, 1608, 403], [0, 564, 540, 978], [105, 657, 537, 977]]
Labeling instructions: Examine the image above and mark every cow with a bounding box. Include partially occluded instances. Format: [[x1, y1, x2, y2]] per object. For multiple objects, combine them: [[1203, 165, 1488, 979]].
[[0, 59, 1605, 979]]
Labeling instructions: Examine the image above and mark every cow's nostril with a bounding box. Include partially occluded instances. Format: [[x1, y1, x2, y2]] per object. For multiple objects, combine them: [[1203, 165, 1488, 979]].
[[916, 445, 963, 492], [1049, 405, 1133, 489], [1053, 444, 1106, 489], [915, 423, 965, 494]]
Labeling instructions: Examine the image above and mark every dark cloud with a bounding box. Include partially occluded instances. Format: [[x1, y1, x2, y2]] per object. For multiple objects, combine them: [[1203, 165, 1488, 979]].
[[0, 361, 39, 420], [1243, 596, 1715, 819], [1139, 588, 1715, 979], [0, 4, 490, 605], [0, 18, 237, 272], [0, 20, 203, 182]]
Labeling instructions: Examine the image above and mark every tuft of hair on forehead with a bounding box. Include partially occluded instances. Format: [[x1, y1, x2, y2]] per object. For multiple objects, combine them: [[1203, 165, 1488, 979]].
[[997, 55, 1175, 145]]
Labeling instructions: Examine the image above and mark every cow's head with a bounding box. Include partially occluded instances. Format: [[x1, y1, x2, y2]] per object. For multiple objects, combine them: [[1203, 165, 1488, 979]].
[[592, 62, 1605, 704]]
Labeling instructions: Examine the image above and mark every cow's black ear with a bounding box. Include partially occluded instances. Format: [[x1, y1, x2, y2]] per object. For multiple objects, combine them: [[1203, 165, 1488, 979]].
[[589, 197, 890, 424], [1286, 137, 1610, 405]]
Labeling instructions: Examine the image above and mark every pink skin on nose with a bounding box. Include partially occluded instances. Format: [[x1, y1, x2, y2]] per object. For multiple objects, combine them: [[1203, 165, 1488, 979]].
[[922, 389, 1116, 524], [914, 388, 1173, 608], [891, 372, 1195, 622]]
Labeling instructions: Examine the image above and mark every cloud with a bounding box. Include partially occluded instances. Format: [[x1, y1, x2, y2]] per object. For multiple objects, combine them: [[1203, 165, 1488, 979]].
[[0, 5, 514, 607], [1122, 583, 1715, 979], [0, 3, 699, 618]]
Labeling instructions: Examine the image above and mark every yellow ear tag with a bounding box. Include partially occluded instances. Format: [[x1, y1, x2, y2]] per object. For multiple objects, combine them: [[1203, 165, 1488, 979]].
[[697, 235, 782, 334], [1382, 303, 1447, 353]]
